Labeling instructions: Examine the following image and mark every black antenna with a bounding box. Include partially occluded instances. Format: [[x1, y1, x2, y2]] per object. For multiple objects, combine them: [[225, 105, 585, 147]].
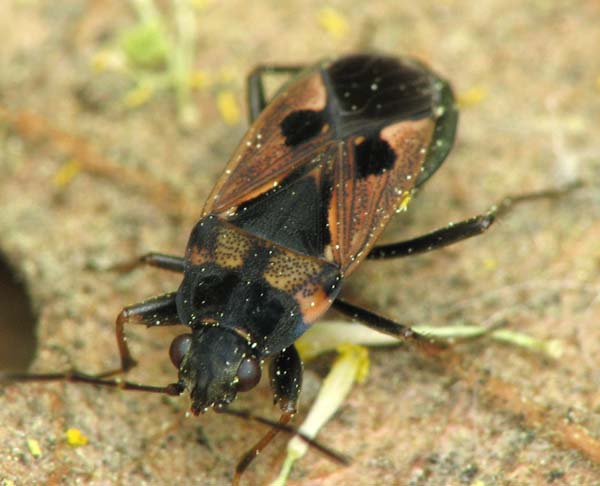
[[216, 407, 350, 466]]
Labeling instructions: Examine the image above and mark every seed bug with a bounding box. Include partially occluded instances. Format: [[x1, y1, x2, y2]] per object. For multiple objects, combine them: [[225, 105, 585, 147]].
[[2, 54, 578, 484]]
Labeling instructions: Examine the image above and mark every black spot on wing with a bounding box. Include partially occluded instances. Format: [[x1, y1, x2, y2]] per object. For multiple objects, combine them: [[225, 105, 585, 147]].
[[280, 110, 325, 146], [354, 136, 396, 179]]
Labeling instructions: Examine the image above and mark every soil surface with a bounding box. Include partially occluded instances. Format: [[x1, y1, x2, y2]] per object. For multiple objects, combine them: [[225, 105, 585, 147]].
[[1, 1, 600, 485]]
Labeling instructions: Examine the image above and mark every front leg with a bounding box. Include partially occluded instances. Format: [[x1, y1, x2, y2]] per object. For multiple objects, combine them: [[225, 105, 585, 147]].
[[232, 345, 303, 485], [269, 345, 303, 415], [106, 292, 181, 377], [2, 293, 182, 383]]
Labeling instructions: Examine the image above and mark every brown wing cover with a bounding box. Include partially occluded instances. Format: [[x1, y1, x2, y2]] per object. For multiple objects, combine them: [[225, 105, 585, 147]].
[[203, 55, 439, 275], [202, 69, 331, 216], [330, 118, 434, 275]]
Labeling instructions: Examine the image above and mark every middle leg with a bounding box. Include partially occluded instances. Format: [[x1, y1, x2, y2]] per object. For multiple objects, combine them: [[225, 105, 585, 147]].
[[332, 299, 447, 356]]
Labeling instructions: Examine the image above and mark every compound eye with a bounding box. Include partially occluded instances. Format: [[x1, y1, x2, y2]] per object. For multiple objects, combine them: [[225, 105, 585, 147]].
[[169, 333, 192, 368], [236, 356, 261, 392]]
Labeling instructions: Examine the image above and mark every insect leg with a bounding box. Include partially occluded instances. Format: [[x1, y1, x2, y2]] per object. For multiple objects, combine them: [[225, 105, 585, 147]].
[[232, 346, 302, 485], [246, 65, 305, 123], [269, 345, 303, 414], [109, 252, 185, 273], [368, 182, 581, 260], [2, 293, 181, 385], [332, 298, 446, 355], [108, 292, 181, 376]]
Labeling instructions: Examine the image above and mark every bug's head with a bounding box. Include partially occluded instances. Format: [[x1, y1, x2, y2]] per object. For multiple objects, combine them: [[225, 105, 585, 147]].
[[168, 326, 262, 414]]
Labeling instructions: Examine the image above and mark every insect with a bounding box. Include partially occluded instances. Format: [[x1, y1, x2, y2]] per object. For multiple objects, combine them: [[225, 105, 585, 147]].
[[3, 53, 573, 484]]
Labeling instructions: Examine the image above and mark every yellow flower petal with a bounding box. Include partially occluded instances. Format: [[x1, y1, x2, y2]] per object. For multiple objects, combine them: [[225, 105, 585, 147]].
[[53, 159, 81, 189], [217, 90, 241, 126], [124, 82, 155, 108], [458, 85, 488, 108], [316, 7, 349, 40], [66, 428, 89, 447], [27, 438, 41, 458]]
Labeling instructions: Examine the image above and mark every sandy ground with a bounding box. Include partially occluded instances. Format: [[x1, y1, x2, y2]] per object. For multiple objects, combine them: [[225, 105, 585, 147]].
[[1, 1, 600, 485]]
